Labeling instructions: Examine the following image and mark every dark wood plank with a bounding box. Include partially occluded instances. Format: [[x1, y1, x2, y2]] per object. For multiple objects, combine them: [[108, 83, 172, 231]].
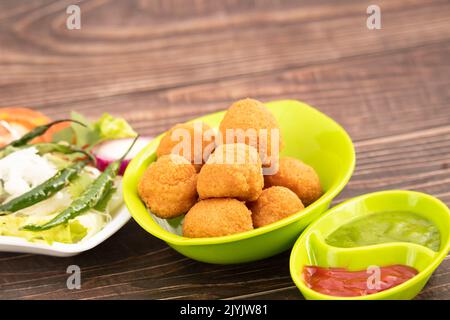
[[0, 0, 449, 300]]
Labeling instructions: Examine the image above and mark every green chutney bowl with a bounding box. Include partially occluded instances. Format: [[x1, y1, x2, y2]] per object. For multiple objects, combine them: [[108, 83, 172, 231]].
[[123, 100, 355, 264], [290, 190, 450, 299]]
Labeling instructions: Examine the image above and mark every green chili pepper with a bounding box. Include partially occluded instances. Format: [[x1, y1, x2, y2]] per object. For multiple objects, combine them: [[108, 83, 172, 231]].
[[0, 143, 95, 163], [0, 119, 86, 151], [22, 136, 139, 231], [0, 160, 88, 215], [35, 143, 96, 163]]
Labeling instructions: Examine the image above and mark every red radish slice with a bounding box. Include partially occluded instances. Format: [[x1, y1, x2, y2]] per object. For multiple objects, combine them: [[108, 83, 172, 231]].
[[93, 137, 152, 175]]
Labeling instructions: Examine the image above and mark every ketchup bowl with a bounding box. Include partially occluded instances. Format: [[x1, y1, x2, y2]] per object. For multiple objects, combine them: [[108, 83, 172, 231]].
[[123, 100, 355, 264], [290, 190, 450, 299]]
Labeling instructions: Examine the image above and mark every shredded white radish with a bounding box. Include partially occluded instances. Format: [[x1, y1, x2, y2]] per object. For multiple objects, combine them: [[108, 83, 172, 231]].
[[0, 147, 57, 200]]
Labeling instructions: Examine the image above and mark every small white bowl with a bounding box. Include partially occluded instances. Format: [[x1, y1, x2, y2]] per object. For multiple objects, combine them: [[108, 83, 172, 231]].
[[0, 205, 130, 257]]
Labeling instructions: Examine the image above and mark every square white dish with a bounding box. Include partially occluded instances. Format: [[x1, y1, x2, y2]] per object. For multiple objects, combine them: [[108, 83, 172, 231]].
[[0, 204, 130, 257]]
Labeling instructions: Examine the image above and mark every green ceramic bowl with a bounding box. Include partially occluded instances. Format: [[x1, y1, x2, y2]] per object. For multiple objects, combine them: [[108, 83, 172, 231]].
[[290, 190, 450, 300], [123, 100, 355, 264]]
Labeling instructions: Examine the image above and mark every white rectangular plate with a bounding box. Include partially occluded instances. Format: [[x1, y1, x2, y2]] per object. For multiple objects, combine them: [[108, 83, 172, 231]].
[[0, 204, 130, 257]]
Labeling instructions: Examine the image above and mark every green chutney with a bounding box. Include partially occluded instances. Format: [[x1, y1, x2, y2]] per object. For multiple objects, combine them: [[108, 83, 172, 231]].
[[326, 211, 441, 251]]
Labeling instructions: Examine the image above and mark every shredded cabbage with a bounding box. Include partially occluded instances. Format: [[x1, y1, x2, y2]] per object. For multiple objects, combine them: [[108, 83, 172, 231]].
[[68, 171, 96, 198], [0, 215, 87, 244], [74, 211, 108, 239], [0, 165, 122, 245], [17, 190, 72, 217], [44, 153, 71, 170]]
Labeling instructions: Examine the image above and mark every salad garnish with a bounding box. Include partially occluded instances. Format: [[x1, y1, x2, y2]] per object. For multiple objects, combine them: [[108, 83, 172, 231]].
[[0, 160, 88, 215], [0, 142, 95, 161], [0, 119, 85, 150], [22, 136, 139, 231], [0, 110, 139, 245], [53, 112, 137, 149]]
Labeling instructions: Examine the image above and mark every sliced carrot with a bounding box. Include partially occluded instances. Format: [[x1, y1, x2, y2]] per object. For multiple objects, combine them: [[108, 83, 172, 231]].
[[0, 108, 50, 126], [0, 107, 52, 146]]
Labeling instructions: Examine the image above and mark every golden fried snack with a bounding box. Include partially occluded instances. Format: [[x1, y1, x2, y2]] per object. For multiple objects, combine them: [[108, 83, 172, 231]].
[[218, 98, 282, 165], [248, 186, 304, 228], [156, 121, 215, 170], [197, 143, 264, 201], [264, 157, 322, 206], [138, 155, 198, 218], [183, 198, 253, 238]]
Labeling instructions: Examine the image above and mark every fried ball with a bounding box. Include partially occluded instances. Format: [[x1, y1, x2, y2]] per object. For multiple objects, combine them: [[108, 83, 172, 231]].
[[183, 198, 253, 238], [218, 98, 282, 165], [156, 121, 215, 170], [248, 186, 304, 228], [138, 155, 198, 218], [197, 143, 264, 201], [264, 157, 322, 206]]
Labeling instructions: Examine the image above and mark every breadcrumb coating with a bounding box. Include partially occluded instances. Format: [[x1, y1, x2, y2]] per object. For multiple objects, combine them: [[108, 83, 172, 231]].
[[218, 98, 282, 164], [264, 157, 322, 206], [249, 186, 304, 228], [183, 198, 253, 238], [138, 155, 198, 218], [156, 121, 215, 171], [197, 143, 264, 201]]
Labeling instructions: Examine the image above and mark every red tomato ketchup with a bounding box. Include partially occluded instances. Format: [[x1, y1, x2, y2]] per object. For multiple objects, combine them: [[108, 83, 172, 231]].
[[303, 265, 418, 297]]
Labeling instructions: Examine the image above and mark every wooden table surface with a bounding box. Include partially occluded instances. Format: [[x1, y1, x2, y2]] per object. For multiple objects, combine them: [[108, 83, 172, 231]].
[[0, 0, 449, 300]]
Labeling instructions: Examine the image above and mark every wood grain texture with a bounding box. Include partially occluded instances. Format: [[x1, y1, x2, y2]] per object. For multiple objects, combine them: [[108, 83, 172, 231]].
[[0, 0, 449, 300]]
